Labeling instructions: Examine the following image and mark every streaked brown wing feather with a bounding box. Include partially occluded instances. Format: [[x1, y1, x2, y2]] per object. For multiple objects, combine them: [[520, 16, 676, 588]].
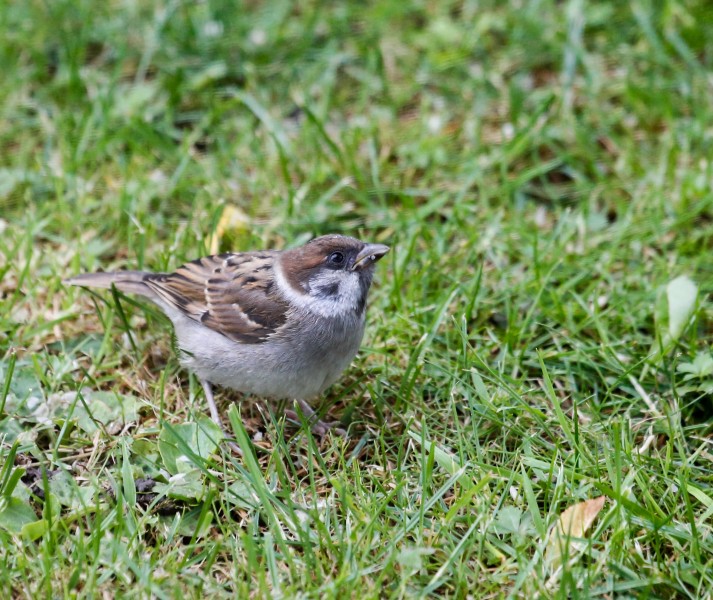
[[144, 252, 288, 343]]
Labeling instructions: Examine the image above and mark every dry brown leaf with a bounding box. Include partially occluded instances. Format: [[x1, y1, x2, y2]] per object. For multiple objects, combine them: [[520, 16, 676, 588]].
[[545, 496, 606, 567]]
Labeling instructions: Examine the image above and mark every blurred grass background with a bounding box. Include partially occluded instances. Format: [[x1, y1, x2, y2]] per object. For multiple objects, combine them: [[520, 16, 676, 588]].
[[1, 0, 712, 597]]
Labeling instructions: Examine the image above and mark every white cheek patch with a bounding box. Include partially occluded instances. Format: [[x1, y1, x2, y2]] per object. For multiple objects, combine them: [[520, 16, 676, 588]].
[[310, 271, 362, 306], [273, 261, 362, 317]]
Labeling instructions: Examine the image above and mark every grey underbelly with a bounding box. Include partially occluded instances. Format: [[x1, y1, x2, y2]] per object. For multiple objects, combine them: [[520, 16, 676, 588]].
[[169, 312, 365, 399]]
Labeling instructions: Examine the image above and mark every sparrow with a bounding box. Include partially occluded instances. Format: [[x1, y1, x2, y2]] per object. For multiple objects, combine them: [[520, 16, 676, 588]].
[[65, 234, 389, 438]]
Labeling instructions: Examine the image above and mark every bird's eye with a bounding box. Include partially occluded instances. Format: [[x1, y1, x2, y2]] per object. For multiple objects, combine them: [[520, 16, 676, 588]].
[[328, 251, 345, 266]]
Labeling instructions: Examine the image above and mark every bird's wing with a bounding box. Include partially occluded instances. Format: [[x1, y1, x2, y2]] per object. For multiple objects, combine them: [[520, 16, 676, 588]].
[[145, 251, 289, 343]]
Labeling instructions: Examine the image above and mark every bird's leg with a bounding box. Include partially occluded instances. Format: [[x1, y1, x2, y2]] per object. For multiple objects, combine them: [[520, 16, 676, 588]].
[[201, 379, 221, 426], [285, 398, 347, 438], [200, 378, 242, 455]]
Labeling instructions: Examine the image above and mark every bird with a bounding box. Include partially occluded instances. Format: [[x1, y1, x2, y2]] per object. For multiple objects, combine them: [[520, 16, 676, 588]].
[[64, 234, 389, 439]]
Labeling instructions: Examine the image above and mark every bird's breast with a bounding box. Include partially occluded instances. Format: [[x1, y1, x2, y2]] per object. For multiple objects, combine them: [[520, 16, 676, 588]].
[[174, 309, 366, 399]]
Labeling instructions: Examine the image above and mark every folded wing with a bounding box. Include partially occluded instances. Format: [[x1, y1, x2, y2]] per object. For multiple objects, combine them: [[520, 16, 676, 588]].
[[145, 252, 289, 344]]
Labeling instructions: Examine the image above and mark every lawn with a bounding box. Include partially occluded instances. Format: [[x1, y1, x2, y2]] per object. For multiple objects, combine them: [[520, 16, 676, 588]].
[[1, 0, 712, 597]]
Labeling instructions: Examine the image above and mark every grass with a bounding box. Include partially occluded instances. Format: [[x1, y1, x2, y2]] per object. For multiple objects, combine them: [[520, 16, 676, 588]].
[[1, 0, 712, 597]]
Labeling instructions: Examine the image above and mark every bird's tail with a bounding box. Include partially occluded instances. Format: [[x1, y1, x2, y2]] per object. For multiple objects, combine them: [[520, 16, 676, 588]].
[[64, 271, 158, 301]]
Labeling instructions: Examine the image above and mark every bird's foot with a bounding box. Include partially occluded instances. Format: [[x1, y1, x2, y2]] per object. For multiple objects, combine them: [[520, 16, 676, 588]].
[[286, 399, 347, 438]]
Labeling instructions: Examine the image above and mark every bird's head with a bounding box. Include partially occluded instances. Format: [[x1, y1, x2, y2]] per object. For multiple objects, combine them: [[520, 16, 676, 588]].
[[278, 234, 389, 316]]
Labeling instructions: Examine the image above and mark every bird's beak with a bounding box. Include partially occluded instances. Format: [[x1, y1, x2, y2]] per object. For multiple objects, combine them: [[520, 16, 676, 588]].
[[352, 243, 390, 271]]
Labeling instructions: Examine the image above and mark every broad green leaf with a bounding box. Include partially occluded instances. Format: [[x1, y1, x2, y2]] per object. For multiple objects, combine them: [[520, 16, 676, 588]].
[[493, 505, 536, 537], [226, 479, 259, 511], [153, 469, 206, 502], [11, 389, 140, 432], [130, 438, 164, 480], [158, 417, 223, 475], [10, 480, 31, 503], [0, 497, 37, 533], [677, 352, 713, 381], [21, 519, 47, 541], [159, 507, 214, 537], [71, 391, 139, 433], [0, 417, 24, 444], [397, 546, 434, 573], [112, 81, 162, 119], [0, 360, 42, 403], [50, 469, 95, 509]]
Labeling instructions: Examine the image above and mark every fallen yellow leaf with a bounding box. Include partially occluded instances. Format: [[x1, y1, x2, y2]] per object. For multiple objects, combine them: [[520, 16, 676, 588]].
[[545, 496, 605, 568]]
